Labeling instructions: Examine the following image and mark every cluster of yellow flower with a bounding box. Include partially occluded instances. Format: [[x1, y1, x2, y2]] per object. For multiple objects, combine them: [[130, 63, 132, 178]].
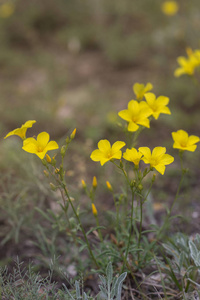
[[0, 2, 15, 18], [174, 48, 200, 77], [161, 1, 179, 16], [4, 120, 59, 159], [91, 82, 200, 175], [118, 83, 171, 132]]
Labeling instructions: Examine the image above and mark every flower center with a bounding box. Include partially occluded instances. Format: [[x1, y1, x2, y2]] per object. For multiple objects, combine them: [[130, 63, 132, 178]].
[[38, 146, 43, 152], [106, 150, 113, 158]]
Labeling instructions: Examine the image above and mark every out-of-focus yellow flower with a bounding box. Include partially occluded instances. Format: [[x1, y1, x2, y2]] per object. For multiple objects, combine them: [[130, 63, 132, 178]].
[[81, 179, 86, 188], [106, 181, 113, 191], [139, 147, 174, 175], [123, 148, 143, 166], [144, 93, 171, 120], [22, 132, 59, 159], [92, 176, 97, 188], [118, 100, 152, 132], [0, 2, 15, 18], [172, 130, 200, 152], [133, 83, 153, 100], [90, 139, 125, 166], [4, 120, 36, 140], [174, 49, 200, 77], [161, 1, 179, 16], [92, 203, 98, 216]]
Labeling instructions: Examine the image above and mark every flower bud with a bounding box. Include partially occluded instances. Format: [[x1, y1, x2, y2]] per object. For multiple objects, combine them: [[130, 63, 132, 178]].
[[70, 128, 76, 140], [55, 168, 60, 174], [81, 179, 86, 189], [92, 203, 98, 216], [106, 181, 113, 192], [43, 170, 49, 177], [130, 180, 136, 187], [92, 176, 97, 189], [46, 154, 51, 163], [65, 136, 70, 144], [60, 145, 66, 156], [138, 184, 143, 191], [152, 173, 156, 183], [50, 183, 57, 191]]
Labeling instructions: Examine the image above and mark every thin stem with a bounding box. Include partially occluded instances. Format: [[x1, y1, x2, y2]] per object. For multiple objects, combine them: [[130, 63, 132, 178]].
[[123, 187, 135, 270], [157, 151, 185, 238], [62, 184, 100, 268], [46, 164, 99, 268], [137, 198, 143, 262], [94, 214, 103, 243]]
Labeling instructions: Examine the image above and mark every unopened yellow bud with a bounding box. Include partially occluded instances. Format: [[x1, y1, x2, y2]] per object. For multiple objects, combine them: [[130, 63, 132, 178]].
[[152, 174, 156, 183], [106, 181, 113, 191], [50, 183, 57, 191], [55, 168, 60, 174], [92, 176, 97, 188], [81, 179, 86, 188], [138, 184, 143, 191], [46, 154, 51, 163], [92, 203, 98, 216], [70, 128, 76, 139], [60, 145, 66, 156], [43, 170, 49, 177]]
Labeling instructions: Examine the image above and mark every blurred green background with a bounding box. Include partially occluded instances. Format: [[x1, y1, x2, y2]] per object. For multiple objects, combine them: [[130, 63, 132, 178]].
[[0, 0, 200, 271]]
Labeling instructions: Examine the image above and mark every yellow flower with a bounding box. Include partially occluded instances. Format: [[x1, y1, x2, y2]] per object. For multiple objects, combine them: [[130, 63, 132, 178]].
[[172, 130, 200, 152], [90, 139, 125, 166], [144, 93, 171, 120], [123, 148, 143, 166], [133, 82, 153, 100], [161, 1, 179, 16], [0, 2, 15, 18], [139, 147, 174, 175], [4, 120, 36, 140], [174, 49, 200, 77], [22, 132, 59, 159], [118, 100, 152, 132]]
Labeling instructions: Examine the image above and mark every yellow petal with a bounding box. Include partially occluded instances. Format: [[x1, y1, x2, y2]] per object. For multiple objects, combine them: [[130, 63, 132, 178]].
[[188, 135, 200, 146], [118, 109, 132, 122], [127, 121, 139, 132], [160, 154, 174, 165], [154, 164, 165, 175], [22, 142, 38, 154], [156, 96, 169, 106], [98, 139, 111, 152], [144, 93, 156, 106], [112, 150, 122, 160], [45, 141, 59, 151], [37, 132, 50, 149], [152, 147, 166, 159], [139, 147, 151, 160], [23, 137, 37, 146], [90, 149, 104, 161], [112, 141, 126, 153]]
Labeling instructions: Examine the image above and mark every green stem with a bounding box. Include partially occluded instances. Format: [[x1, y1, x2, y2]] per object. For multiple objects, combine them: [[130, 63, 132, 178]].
[[123, 187, 135, 270], [46, 165, 99, 268], [94, 214, 103, 243], [62, 184, 99, 268], [157, 151, 185, 238], [137, 198, 143, 262]]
